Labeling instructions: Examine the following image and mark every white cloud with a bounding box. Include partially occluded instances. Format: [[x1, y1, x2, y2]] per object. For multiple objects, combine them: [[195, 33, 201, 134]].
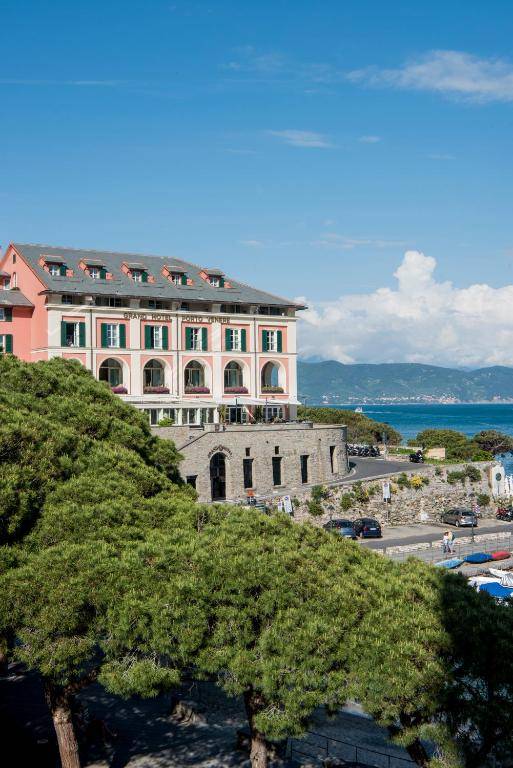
[[239, 239, 264, 247], [347, 50, 513, 103], [267, 129, 332, 148], [298, 250, 513, 367], [311, 233, 407, 250], [358, 135, 381, 143], [427, 153, 455, 160]]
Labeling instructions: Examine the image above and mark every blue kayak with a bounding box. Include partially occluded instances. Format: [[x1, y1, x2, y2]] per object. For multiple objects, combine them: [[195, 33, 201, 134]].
[[479, 582, 513, 598], [464, 552, 493, 564], [435, 558, 463, 569]]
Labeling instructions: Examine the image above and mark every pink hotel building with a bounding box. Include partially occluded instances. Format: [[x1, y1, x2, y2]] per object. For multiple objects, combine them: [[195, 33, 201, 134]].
[[0, 243, 347, 501]]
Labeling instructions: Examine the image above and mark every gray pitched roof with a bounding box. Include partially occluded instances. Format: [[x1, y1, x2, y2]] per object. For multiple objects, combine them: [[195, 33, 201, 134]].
[[0, 289, 34, 307], [12, 243, 303, 309]]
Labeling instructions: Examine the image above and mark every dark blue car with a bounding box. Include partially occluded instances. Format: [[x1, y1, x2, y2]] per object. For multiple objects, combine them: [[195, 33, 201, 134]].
[[353, 517, 382, 538]]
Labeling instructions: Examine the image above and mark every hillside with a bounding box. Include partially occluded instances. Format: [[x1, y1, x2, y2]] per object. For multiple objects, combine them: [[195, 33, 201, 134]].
[[298, 361, 513, 404]]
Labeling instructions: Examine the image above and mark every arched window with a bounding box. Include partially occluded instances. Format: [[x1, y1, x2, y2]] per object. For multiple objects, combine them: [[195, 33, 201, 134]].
[[144, 359, 165, 389], [261, 361, 280, 389], [224, 361, 243, 389], [99, 358, 123, 387], [184, 360, 205, 390]]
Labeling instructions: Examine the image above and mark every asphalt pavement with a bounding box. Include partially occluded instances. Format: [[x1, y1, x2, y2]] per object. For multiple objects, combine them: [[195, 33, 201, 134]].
[[360, 519, 513, 550], [346, 455, 430, 482]]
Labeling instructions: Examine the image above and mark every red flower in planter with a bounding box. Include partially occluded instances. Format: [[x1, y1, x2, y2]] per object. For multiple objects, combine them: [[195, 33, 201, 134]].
[[185, 386, 210, 394], [111, 385, 128, 394], [224, 386, 249, 394], [262, 386, 284, 394], [143, 386, 170, 394]]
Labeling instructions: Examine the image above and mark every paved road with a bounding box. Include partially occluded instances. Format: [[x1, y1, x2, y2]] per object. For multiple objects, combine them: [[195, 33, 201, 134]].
[[347, 456, 430, 482], [361, 520, 513, 550]]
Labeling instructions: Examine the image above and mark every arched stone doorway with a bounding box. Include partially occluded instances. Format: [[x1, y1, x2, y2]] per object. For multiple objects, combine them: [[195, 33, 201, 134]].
[[210, 452, 227, 501]]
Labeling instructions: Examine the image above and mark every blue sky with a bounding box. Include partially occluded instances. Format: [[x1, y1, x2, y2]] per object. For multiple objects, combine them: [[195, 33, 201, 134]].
[[2, 0, 513, 364]]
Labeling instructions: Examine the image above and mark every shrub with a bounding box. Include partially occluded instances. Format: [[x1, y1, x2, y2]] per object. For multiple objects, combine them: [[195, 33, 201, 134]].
[[352, 481, 369, 503], [435, 467, 442, 476], [410, 475, 424, 490], [306, 499, 324, 517], [311, 485, 330, 502], [158, 417, 174, 427], [396, 473, 411, 489], [464, 465, 481, 482], [447, 470, 466, 485], [476, 493, 491, 508], [340, 493, 353, 512]]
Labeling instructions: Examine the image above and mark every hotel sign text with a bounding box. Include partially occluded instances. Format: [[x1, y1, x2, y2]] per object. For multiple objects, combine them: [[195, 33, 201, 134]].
[[123, 311, 230, 324]]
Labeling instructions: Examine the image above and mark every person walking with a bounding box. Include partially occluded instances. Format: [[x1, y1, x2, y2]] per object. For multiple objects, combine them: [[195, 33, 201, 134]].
[[447, 530, 455, 554], [442, 531, 449, 554]]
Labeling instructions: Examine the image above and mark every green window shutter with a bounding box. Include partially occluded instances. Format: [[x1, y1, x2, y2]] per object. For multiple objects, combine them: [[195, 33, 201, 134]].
[[225, 327, 232, 351], [241, 328, 247, 352], [101, 323, 108, 347], [277, 330, 283, 353], [100, 267, 107, 279], [219, 277, 225, 288], [79, 322, 86, 347], [141, 271, 148, 283], [119, 324, 126, 349], [4, 308, 12, 322], [144, 325, 152, 349], [181, 274, 187, 286], [262, 330, 268, 352], [162, 325, 169, 350], [201, 327, 208, 351], [60, 264, 67, 276], [61, 321, 67, 347], [5, 334, 13, 353], [185, 327, 192, 350]]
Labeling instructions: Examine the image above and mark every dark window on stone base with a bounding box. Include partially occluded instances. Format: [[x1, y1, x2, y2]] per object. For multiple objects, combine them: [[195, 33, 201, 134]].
[[243, 458, 253, 489], [186, 475, 197, 489], [272, 456, 282, 486], [330, 445, 337, 473], [300, 454, 309, 484]]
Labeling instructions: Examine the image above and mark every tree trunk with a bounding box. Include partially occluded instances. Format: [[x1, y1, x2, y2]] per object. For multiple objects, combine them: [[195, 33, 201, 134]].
[[44, 681, 81, 768], [243, 689, 269, 768], [405, 737, 430, 768]]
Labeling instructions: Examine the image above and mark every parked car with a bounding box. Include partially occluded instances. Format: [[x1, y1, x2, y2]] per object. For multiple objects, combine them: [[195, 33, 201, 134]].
[[497, 507, 513, 522], [409, 450, 424, 463], [352, 517, 382, 538], [323, 519, 357, 539], [441, 508, 478, 527]]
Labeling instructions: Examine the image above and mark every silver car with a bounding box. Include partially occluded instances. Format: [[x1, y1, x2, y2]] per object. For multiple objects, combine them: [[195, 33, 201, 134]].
[[441, 508, 478, 528]]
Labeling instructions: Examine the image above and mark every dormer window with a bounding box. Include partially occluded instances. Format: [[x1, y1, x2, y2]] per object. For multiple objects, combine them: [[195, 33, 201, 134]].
[[202, 268, 225, 288], [171, 273, 187, 286], [209, 276, 220, 287], [87, 264, 107, 279], [90, 267, 100, 279], [48, 263, 62, 277]]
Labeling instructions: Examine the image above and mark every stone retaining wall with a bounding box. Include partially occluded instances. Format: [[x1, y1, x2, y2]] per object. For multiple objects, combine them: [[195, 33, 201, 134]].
[[290, 462, 495, 527]]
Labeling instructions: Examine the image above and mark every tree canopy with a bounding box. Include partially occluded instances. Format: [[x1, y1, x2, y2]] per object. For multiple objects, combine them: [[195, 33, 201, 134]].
[[298, 405, 402, 444], [411, 428, 493, 461]]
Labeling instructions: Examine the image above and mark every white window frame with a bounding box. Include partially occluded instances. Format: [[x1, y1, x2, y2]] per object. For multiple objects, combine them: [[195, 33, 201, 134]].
[[0, 309, 4, 321], [3, 278, 10, 290], [152, 325, 163, 350], [171, 274, 182, 285], [89, 266, 101, 279], [209, 276, 220, 287], [132, 269, 143, 283], [65, 322, 80, 348], [228, 328, 241, 351], [48, 264, 60, 277], [267, 330, 278, 352], [190, 327, 202, 351], [0, 335, 5, 351], [106, 323, 120, 348]]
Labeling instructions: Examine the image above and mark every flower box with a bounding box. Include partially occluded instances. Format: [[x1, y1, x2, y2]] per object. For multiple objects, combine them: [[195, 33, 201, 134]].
[[143, 386, 170, 394], [224, 386, 249, 394], [262, 386, 284, 394], [111, 385, 128, 394], [185, 386, 210, 394]]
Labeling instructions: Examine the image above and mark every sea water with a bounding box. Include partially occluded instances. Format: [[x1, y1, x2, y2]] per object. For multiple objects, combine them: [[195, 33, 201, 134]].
[[330, 403, 513, 473]]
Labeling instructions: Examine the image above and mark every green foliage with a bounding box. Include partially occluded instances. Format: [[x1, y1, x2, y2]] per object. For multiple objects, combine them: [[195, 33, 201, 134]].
[[446, 470, 466, 485], [298, 405, 402, 444], [352, 481, 369, 503], [474, 429, 513, 455], [340, 493, 353, 512], [412, 428, 493, 462], [157, 417, 174, 427], [311, 484, 330, 502], [446, 465, 482, 485], [306, 499, 324, 516], [476, 493, 490, 508]]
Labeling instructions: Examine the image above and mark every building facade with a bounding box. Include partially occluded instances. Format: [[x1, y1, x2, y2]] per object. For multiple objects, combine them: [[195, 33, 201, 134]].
[[0, 242, 348, 501]]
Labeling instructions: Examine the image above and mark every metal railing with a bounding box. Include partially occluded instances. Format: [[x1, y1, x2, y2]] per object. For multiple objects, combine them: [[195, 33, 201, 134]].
[[287, 729, 415, 767], [382, 531, 513, 565]]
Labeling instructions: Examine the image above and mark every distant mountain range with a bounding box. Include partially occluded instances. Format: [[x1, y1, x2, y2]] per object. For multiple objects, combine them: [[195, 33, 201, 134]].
[[298, 361, 513, 404]]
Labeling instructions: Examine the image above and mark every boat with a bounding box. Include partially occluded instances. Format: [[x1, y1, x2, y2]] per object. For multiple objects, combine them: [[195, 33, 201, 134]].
[[355, 406, 363, 413]]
